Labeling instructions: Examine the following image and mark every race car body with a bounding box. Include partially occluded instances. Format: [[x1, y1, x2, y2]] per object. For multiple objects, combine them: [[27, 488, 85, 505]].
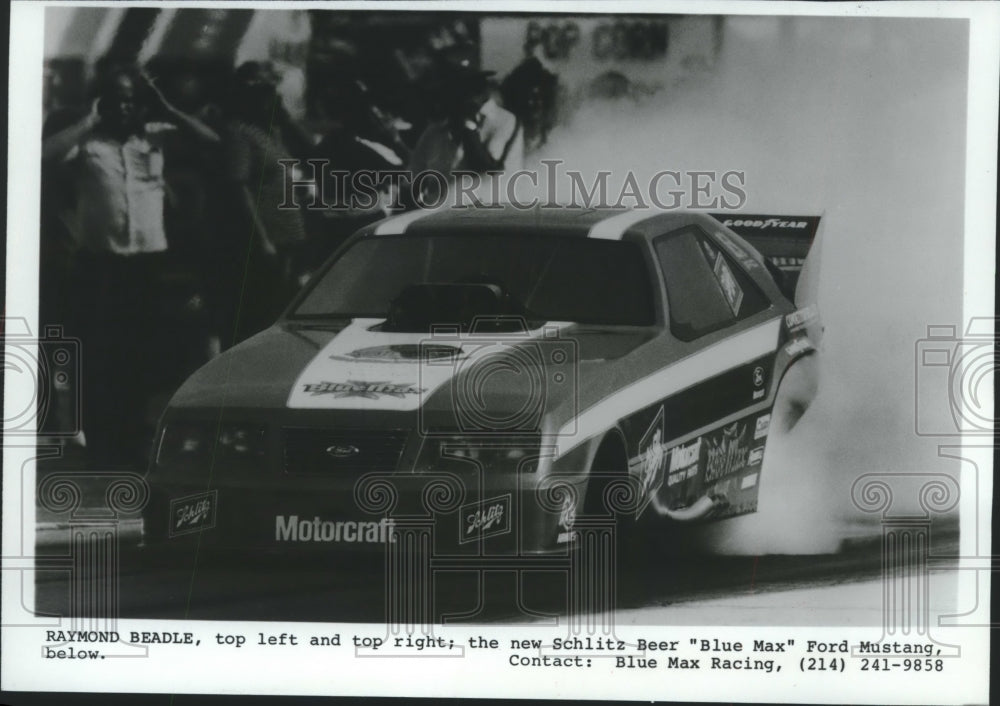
[[143, 205, 821, 556]]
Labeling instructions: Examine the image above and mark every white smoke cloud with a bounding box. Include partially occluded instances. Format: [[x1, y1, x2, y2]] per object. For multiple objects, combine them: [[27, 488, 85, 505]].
[[529, 16, 969, 553]]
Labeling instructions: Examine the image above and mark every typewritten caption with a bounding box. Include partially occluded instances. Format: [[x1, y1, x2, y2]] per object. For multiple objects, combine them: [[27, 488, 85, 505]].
[[41, 630, 950, 674]]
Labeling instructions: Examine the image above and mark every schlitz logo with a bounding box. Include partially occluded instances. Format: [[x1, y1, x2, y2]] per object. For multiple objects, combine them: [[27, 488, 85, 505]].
[[705, 423, 749, 482], [753, 366, 765, 387], [169, 490, 217, 537], [460, 495, 511, 543], [557, 494, 578, 544], [558, 493, 576, 531], [302, 380, 425, 399], [467, 504, 504, 533]]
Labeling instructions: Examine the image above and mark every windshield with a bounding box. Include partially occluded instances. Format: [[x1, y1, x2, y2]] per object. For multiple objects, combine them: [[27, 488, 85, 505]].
[[292, 234, 655, 326]]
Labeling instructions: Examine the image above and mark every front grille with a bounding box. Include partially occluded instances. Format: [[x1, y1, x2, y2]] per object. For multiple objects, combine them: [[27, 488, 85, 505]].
[[282, 428, 409, 475]]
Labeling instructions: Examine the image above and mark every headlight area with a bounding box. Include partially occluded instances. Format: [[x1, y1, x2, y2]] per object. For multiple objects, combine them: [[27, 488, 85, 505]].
[[416, 433, 553, 474], [155, 421, 267, 470]]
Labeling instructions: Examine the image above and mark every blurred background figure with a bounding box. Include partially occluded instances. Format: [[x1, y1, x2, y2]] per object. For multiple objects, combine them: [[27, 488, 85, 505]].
[[306, 77, 409, 266], [500, 43, 560, 154], [216, 60, 312, 347], [408, 53, 524, 206], [41, 63, 219, 470]]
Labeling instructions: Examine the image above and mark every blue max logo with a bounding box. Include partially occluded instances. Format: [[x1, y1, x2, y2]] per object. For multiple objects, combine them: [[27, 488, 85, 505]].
[[302, 380, 425, 399]]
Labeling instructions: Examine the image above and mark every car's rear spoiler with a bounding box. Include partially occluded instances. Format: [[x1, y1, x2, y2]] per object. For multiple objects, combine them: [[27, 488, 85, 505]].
[[709, 214, 822, 306]]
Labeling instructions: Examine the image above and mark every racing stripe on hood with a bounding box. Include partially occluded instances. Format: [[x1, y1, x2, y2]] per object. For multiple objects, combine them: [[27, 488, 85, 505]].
[[587, 208, 661, 240], [287, 318, 570, 411], [555, 317, 783, 456]]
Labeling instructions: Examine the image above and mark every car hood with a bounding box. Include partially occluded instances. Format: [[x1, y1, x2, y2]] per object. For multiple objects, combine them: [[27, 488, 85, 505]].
[[168, 318, 659, 427]]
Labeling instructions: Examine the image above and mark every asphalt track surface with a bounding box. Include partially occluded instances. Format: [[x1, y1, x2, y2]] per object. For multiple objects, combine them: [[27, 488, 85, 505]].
[[32, 518, 959, 625]]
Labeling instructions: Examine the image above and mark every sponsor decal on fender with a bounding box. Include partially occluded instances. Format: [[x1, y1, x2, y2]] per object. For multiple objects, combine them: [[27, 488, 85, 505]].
[[169, 490, 217, 537], [754, 414, 771, 440], [751, 365, 767, 400], [785, 306, 818, 332], [705, 423, 750, 482], [460, 495, 512, 543], [275, 515, 396, 543], [667, 465, 699, 487], [636, 406, 666, 517], [302, 380, 424, 399], [665, 437, 702, 487], [668, 437, 701, 472], [784, 336, 814, 358], [748, 445, 765, 466]]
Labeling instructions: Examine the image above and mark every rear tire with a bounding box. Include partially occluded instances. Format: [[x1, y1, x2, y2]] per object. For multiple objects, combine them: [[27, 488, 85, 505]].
[[772, 354, 819, 434], [582, 437, 650, 591]]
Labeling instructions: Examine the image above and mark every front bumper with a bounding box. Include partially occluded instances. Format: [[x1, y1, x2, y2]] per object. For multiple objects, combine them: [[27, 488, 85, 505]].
[[142, 475, 587, 557], [143, 407, 592, 556]]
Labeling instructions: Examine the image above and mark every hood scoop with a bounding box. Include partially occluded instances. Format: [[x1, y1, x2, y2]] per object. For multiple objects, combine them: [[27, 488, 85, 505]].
[[380, 283, 538, 334]]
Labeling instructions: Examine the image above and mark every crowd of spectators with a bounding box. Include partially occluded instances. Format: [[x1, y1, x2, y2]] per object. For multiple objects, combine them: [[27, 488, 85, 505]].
[[40, 48, 558, 471]]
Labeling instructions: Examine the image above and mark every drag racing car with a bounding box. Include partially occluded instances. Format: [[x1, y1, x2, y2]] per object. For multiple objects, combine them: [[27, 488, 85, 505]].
[[142, 205, 821, 559]]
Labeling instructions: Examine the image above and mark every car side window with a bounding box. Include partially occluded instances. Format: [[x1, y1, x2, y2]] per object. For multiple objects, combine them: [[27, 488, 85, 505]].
[[654, 227, 769, 340]]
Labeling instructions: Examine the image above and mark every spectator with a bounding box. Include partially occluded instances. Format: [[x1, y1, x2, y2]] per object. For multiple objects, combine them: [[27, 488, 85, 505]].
[[41, 65, 219, 470], [408, 61, 523, 206], [307, 78, 408, 263], [217, 61, 311, 346], [500, 45, 560, 153]]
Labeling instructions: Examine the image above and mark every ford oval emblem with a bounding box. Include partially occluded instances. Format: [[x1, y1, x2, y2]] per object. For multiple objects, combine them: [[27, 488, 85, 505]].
[[326, 444, 360, 459]]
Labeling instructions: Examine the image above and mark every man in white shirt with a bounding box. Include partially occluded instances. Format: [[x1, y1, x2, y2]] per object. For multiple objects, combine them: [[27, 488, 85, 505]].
[[42, 66, 218, 469], [44, 68, 218, 255]]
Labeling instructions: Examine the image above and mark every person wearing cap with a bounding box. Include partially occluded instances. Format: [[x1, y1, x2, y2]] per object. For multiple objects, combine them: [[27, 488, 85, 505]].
[[407, 60, 524, 206]]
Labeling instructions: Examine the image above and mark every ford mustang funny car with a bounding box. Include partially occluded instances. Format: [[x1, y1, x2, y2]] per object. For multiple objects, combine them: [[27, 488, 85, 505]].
[[142, 205, 821, 559]]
